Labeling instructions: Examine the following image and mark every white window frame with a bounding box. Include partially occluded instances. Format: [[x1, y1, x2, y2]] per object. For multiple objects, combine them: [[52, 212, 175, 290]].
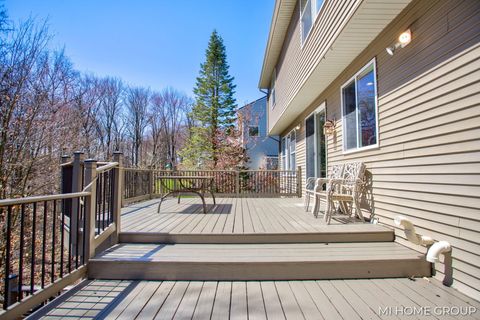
[[281, 129, 297, 171], [299, 0, 325, 45], [289, 130, 296, 171], [304, 102, 327, 178], [340, 58, 379, 154], [270, 69, 276, 110]]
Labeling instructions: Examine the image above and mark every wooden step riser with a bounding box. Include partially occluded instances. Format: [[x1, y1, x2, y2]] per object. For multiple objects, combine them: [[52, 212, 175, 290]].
[[88, 259, 431, 281], [118, 231, 395, 244]]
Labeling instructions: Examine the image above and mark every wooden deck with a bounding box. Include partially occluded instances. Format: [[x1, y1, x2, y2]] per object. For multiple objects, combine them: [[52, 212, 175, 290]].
[[31, 278, 480, 319], [119, 198, 393, 243]]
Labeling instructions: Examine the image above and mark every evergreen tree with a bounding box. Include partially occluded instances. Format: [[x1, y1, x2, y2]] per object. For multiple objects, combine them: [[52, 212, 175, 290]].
[[180, 30, 238, 168]]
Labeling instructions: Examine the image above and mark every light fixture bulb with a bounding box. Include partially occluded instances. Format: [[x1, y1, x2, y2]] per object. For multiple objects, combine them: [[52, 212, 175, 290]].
[[386, 46, 395, 56], [398, 29, 411, 47]]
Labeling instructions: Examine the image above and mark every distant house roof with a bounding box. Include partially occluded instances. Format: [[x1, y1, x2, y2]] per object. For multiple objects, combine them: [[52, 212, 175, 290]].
[[237, 95, 267, 112]]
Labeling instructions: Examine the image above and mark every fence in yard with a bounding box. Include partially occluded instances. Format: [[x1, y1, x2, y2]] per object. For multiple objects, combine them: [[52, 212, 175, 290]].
[[123, 167, 302, 204], [0, 152, 122, 319]]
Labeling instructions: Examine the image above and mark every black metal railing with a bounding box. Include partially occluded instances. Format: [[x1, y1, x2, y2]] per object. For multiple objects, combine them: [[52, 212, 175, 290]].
[[95, 169, 115, 235], [0, 192, 89, 310]]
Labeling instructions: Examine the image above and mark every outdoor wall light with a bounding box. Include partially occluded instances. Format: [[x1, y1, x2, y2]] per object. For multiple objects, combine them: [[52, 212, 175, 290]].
[[386, 29, 412, 56], [323, 119, 336, 136], [295, 124, 301, 130]]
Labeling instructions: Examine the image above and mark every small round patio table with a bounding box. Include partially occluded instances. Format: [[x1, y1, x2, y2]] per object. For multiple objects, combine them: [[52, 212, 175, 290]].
[[156, 176, 216, 214]]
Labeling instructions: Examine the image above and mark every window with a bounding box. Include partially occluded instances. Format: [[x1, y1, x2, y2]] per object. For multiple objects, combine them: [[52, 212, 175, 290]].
[[341, 59, 378, 152], [270, 69, 276, 109], [300, 0, 324, 43], [288, 130, 296, 170], [281, 130, 296, 170], [248, 126, 259, 137], [305, 106, 326, 179]]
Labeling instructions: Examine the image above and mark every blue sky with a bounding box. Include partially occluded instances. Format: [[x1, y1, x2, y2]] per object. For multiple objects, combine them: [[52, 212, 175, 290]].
[[5, 0, 274, 106]]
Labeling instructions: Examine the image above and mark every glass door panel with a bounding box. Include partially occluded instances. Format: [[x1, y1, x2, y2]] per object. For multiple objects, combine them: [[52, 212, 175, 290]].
[[305, 115, 315, 178], [316, 111, 326, 178]]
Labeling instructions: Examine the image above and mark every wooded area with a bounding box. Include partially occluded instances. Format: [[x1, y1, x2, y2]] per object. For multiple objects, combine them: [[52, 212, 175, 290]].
[[0, 11, 193, 200]]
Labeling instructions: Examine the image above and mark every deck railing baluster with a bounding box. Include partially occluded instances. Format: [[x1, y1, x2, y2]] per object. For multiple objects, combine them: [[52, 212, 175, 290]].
[[3, 206, 12, 309], [51, 200, 56, 283], [18, 204, 25, 300], [30, 203, 37, 295], [41, 201, 47, 288], [75, 197, 80, 269]]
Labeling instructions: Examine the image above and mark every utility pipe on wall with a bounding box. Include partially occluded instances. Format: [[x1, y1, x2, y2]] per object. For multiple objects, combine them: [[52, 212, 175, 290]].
[[394, 215, 435, 246], [426, 241, 452, 263]]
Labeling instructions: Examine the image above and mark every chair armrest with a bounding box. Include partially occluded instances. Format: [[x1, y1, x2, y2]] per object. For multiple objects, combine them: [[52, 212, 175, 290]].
[[329, 178, 365, 185], [305, 177, 316, 190]]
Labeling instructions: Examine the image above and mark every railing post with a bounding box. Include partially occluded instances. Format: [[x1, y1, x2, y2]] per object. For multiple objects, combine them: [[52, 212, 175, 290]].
[[71, 151, 84, 257], [60, 155, 72, 194], [61, 154, 70, 165], [113, 152, 123, 242], [235, 171, 240, 197], [149, 169, 154, 199], [297, 165, 302, 198], [84, 159, 97, 259]]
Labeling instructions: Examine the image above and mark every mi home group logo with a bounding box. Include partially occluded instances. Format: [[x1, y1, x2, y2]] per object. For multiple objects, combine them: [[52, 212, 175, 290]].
[[378, 306, 478, 317]]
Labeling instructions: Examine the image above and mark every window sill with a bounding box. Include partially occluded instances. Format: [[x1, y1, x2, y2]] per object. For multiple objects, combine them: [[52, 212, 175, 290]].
[[342, 143, 379, 155]]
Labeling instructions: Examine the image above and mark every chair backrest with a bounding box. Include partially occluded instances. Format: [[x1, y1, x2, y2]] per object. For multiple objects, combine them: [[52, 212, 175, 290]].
[[329, 164, 344, 179], [342, 162, 366, 185]]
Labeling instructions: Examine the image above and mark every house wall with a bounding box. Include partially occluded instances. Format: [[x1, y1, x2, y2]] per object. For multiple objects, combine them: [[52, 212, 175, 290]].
[[269, 0, 362, 131], [279, 0, 480, 299], [240, 97, 279, 169]]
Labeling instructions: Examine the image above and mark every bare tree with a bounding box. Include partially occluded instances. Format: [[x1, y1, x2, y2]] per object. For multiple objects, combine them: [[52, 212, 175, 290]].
[[0, 18, 50, 198], [71, 74, 101, 157], [97, 77, 124, 159], [150, 88, 192, 169], [125, 86, 149, 167]]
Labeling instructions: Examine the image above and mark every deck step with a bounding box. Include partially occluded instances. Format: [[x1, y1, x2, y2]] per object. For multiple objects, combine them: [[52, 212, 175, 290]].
[[118, 224, 394, 244], [89, 242, 431, 281]]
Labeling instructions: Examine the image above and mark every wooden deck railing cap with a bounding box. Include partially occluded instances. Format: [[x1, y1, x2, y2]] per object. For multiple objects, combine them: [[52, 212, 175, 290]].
[[0, 192, 91, 207], [96, 162, 119, 173]]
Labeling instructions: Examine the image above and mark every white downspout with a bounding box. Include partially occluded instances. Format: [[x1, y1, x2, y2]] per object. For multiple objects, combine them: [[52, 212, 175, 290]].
[[394, 215, 434, 246]]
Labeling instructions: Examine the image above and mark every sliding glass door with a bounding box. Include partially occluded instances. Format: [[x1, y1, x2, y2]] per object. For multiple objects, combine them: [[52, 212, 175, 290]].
[[305, 108, 326, 179]]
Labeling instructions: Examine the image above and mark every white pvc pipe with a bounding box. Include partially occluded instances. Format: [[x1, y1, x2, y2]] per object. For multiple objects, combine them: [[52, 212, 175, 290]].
[[394, 215, 434, 246], [427, 241, 451, 263]]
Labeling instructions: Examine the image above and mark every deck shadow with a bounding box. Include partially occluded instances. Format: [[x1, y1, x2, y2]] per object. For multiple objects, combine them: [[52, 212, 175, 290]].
[[121, 203, 156, 217], [95, 281, 140, 319], [178, 203, 232, 214]]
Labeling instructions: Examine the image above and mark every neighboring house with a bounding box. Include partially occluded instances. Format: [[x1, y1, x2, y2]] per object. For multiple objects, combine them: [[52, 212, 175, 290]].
[[259, 0, 480, 299], [238, 96, 279, 169]]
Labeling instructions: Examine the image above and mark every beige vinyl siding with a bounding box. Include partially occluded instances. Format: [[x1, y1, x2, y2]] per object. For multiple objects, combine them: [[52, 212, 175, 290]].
[[270, 0, 362, 130], [280, 0, 480, 299]]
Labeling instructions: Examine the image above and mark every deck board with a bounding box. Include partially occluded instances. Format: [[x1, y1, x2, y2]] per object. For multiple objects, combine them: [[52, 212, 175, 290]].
[[192, 282, 217, 320], [30, 278, 480, 319], [119, 198, 393, 241]]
